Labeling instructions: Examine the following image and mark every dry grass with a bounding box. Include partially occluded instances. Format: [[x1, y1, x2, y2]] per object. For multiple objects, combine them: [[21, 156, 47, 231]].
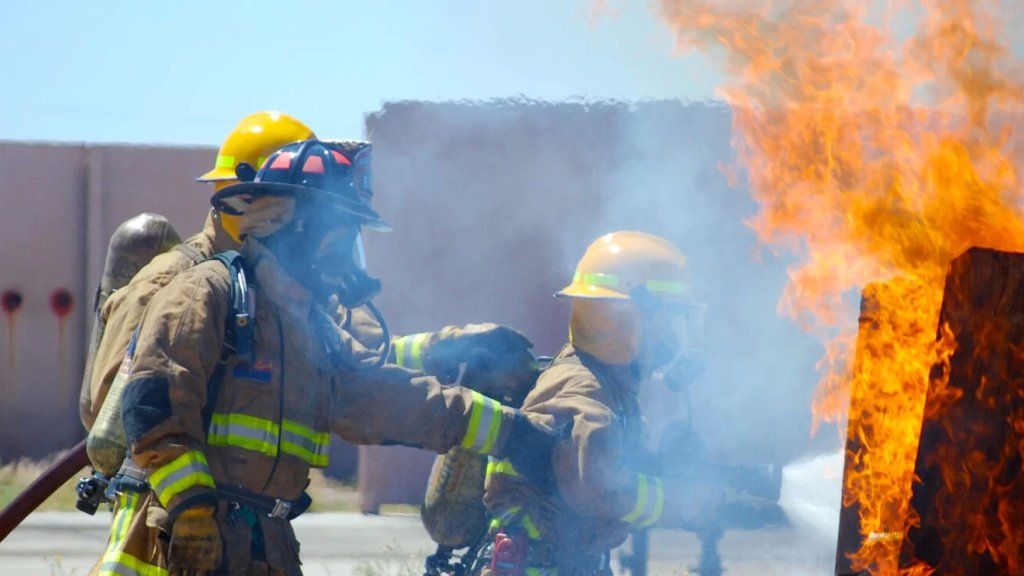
[[0, 452, 87, 512], [352, 540, 423, 576], [306, 469, 420, 515], [0, 459, 420, 517], [306, 468, 362, 512]]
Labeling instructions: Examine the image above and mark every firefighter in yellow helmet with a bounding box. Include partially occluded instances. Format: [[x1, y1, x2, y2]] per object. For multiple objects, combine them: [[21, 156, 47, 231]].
[[89, 139, 550, 576], [481, 231, 723, 575]]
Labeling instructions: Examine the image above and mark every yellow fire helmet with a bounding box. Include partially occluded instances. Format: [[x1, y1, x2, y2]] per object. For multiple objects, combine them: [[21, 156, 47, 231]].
[[198, 111, 316, 241], [198, 111, 316, 182], [558, 231, 694, 365]]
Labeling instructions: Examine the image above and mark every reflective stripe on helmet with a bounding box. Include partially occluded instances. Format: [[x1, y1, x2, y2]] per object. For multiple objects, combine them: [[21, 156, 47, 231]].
[[645, 279, 688, 295], [621, 473, 664, 527], [573, 271, 688, 296], [460, 391, 502, 454], [207, 412, 330, 467], [149, 451, 216, 507], [215, 155, 236, 169]]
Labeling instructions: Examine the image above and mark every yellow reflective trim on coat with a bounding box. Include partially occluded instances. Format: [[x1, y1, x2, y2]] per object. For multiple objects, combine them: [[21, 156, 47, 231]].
[[520, 513, 542, 539], [394, 336, 408, 367], [488, 505, 542, 540], [640, 476, 665, 527], [149, 451, 215, 507], [208, 412, 278, 457], [408, 332, 428, 371], [98, 550, 169, 576], [394, 333, 429, 371], [214, 155, 235, 169], [460, 391, 502, 454], [109, 492, 139, 546], [486, 457, 519, 477], [621, 473, 649, 524], [281, 420, 331, 466], [207, 412, 330, 467]]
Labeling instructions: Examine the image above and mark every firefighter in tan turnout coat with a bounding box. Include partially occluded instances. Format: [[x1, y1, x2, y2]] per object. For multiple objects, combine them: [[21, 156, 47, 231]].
[[482, 231, 724, 576], [88, 139, 548, 576]]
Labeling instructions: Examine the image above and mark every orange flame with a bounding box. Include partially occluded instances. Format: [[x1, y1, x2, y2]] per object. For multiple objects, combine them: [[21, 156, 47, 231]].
[[653, 0, 1024, 573]]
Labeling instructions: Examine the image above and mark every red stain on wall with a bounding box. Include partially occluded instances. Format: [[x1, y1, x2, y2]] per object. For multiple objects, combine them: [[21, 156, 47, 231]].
[[1, 289, 22, 398], [50, 288, 74, 404], [50, 289, 73, 318], [1, 289, 21, 315]]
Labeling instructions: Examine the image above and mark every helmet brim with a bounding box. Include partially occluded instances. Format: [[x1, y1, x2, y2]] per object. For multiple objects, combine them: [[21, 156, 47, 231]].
[[196, 167, 239, 183], [555, 283, 630, 300], [211, 181, 392, 232]]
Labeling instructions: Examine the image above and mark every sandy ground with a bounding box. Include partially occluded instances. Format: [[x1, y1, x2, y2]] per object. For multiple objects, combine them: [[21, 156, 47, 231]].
[[0, 511, 837, 575], [0, 452, 843, 575]]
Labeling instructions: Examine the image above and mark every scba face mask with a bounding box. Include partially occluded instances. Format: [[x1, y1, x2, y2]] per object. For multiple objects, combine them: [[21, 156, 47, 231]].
[[261, 202, 381, 307], [314, 226, 381, 308], [635, 290, 707, 392]]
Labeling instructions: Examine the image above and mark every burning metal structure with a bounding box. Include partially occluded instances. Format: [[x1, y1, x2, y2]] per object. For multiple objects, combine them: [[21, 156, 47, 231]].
[[652, 0, 1024, 573]]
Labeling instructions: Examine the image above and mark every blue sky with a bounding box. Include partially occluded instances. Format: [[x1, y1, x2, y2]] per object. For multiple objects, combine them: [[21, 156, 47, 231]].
[[0, 0, 723, 145]]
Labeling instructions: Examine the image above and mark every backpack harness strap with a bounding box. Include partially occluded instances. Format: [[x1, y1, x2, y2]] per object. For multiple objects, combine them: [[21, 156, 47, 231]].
[[203, 250, 253, 432]]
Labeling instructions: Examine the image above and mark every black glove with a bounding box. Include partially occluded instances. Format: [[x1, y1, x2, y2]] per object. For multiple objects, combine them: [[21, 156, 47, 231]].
[[503, 411, 560, 493], [425, 323, 539, 406]]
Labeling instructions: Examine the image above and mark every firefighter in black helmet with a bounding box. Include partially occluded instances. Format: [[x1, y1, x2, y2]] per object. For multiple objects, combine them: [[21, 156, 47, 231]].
[[109, 139, 551, 575]]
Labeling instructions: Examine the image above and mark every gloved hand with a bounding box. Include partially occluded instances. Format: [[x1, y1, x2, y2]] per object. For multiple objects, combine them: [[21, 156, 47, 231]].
[[502, 411, 560, 492], [423, 323, 539, 407], [168, 505, 222, 574]]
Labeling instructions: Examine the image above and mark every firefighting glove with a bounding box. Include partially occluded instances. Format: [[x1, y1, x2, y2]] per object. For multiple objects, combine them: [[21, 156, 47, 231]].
[[168, 505, 223, 574], [403, 324, 540, 407], [503, 412, 560, 493]]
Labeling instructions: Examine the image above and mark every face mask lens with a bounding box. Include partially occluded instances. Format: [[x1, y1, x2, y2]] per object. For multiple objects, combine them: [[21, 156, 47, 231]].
[[352, 232, 367, 271], [674, 303, 706, 357], [316, 227, 360, 282], [650, 302, 707, 389]]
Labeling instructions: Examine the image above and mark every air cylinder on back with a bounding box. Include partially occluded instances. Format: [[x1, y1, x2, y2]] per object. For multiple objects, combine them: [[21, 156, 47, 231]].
[[82, 213, 180, 475]]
